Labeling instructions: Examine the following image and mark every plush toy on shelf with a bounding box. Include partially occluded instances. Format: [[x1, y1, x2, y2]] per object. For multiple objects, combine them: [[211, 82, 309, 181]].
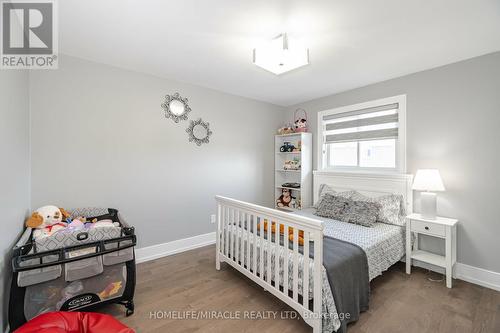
[[276, 189, 295, 208], [283, 157, 301, 170], [26, 205, 70, 239], [294, 108, 308, 133], [277, 125, 295, 135]]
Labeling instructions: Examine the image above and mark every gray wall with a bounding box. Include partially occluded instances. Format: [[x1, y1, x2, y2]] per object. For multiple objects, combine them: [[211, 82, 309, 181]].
[[30, 55, 285, 248], [287, 51, 500, 273], [0, 70, 31, 331]]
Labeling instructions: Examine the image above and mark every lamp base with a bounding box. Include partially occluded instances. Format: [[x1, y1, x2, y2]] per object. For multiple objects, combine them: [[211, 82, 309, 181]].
[[420, 192, 437, 219]]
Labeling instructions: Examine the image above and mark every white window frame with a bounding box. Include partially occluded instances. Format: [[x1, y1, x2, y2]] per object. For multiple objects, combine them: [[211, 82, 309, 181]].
[[317, 95, 406, 174]]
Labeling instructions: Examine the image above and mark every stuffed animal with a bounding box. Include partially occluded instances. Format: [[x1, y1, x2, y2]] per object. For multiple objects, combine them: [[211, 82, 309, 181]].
[[283, 158, 301, 170], [277, 126, 295, 135], [66, 218, 85, 231], [276, 189, 295, 208], [294, 118, 307, 132], [257, 220, 305, 246], [91, 219, 120, 228], [26, 205, 70, 238]]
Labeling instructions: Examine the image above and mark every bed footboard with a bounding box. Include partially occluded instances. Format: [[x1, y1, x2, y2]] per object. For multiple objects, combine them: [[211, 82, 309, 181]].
[[215, 195, 324, 333]]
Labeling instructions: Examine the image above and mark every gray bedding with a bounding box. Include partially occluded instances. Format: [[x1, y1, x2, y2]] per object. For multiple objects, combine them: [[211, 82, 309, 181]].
[[295, 208, 406, 281], [319, 237, 370, 333]]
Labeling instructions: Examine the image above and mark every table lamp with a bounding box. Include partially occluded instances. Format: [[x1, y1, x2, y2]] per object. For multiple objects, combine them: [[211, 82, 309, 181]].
[[412, 169, 445, 220]]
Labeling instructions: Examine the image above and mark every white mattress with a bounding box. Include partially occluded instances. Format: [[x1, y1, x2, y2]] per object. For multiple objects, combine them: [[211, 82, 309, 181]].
[[294, 208, 406, 281]]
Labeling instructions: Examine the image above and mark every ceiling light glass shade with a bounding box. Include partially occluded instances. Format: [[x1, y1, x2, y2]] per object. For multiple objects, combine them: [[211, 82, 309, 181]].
[[253, 34, 309, 75], [412, 169, 446, 192]]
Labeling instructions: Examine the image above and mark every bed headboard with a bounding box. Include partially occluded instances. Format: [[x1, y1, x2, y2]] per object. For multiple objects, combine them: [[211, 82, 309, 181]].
[[313, 171, 414, 213]]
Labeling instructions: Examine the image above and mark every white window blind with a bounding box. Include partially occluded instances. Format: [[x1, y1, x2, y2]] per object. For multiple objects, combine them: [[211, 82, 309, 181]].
[[323, 103, 399, 144], [318, 95, 406, 173]]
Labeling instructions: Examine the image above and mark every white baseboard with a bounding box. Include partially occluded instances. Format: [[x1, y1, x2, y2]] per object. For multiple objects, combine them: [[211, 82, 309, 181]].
[[135, 232, 215, 264], [455, 263, 500, 292], [404, 258, 500, 292]]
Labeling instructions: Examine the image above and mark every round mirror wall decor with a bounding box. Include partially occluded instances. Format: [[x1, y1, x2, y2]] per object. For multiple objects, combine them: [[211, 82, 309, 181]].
[[161, 92, 191, 123], [186, 118, 212, 146]]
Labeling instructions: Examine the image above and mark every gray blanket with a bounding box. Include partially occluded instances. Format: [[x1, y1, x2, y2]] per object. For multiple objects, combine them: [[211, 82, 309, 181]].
[[278, 232, 370, 332], [319, 236, 370, 333], [247, 219, 370, 332]]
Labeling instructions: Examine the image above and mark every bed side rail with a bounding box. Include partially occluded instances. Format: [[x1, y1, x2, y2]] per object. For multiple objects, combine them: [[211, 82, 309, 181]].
[[215, 195, 323, 333]]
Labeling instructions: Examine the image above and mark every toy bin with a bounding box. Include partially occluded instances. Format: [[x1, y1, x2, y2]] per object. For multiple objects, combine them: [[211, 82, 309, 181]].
[[9, 208, 137, 332]]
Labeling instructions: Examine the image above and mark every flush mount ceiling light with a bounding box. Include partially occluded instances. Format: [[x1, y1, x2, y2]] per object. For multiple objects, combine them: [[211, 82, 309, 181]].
[[253, 33, 309, 75]]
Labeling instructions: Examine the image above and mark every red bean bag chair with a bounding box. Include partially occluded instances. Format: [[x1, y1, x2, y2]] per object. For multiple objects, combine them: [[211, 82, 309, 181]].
[[14, 312, 134, 333]]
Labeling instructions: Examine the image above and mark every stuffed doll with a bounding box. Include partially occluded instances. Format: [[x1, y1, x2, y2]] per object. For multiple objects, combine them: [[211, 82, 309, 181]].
[[276, 189, 295, 208], [26, 205, 70, 238], [90, 219, 120, 228], [294, 118, 307, 132]]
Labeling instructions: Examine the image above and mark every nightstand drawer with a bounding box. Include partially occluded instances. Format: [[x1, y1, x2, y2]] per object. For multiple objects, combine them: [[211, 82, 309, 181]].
[[410, 220, 445, 237]]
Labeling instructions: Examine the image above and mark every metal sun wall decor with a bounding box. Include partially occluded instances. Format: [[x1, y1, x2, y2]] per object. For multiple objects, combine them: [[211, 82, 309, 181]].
[[186, 118, 213, 146], [161, 92, 191, 123]]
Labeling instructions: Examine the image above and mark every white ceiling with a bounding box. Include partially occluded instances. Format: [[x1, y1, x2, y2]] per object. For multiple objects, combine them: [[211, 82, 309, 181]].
[[60, 0, 500, 106]]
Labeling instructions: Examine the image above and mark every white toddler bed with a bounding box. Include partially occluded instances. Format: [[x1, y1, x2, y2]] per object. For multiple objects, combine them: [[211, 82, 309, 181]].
[[215, 172, 413, 333]]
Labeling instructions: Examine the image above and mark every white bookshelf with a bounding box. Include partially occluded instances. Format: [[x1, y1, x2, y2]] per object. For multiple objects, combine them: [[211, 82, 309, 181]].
[[274, 133, 312, 211]]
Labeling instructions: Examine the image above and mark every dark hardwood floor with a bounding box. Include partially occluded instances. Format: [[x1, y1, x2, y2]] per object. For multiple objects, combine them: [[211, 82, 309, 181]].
[[102, 245, 500, 333]]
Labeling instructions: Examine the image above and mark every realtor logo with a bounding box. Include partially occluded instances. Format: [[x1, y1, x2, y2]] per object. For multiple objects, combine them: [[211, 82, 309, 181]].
[[1, 0, 58, 69]]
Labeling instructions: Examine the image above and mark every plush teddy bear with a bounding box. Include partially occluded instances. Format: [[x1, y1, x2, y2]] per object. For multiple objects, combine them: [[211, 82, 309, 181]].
[[26, 205, 70, 239], [276, 189, 295, 208]]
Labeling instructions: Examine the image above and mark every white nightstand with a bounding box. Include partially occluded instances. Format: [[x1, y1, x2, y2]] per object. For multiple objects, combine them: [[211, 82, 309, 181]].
[[405, 213, 458, 288]]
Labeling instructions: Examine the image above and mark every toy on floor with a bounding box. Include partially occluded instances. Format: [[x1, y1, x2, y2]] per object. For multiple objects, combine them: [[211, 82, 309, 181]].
[[99, 281, 123, 299], [14, 312, 134, 333], [26, 206, 70, 239]]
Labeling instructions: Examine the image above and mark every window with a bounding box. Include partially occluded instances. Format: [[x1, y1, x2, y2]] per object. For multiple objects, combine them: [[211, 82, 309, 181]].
[[318, 95, 406, 173]]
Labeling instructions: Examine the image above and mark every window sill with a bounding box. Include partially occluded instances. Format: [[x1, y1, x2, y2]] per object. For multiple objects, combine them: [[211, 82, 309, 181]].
[[314, 169, 407, 177]]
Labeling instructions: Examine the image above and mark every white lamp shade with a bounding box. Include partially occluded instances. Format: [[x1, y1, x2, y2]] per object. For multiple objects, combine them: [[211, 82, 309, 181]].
[[412, 169, 445, 192]]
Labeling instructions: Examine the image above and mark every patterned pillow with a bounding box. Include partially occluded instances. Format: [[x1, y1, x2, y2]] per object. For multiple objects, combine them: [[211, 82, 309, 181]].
[[343, 200, 380, 227], [313, 184, 336, 208], [313, 184, 355, 208], [314, 193, 350, 221], [315, 193, 379, 227], [350, 191, 405, 226]]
